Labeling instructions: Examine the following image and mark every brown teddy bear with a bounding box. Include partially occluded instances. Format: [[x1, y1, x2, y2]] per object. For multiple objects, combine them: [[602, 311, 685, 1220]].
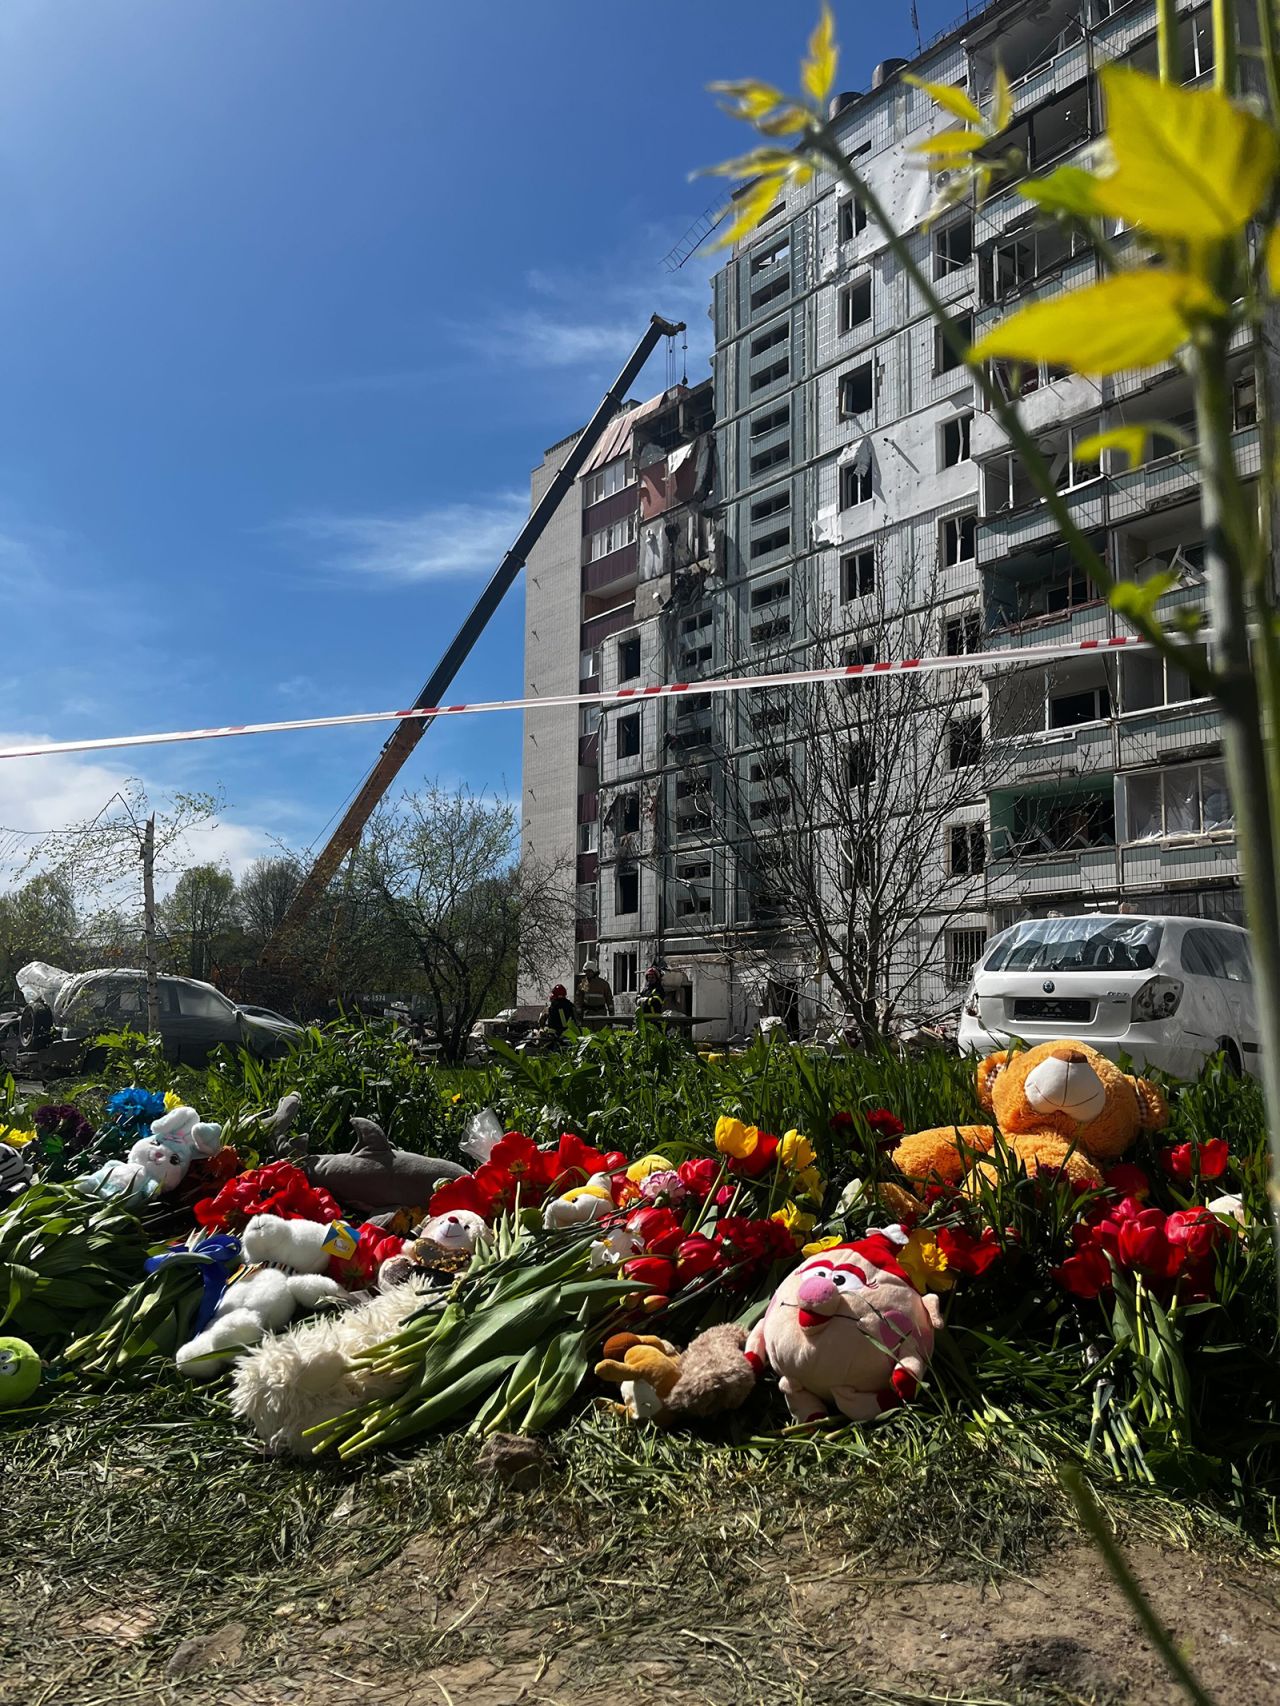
[[891, 1040, 1169, 1193]]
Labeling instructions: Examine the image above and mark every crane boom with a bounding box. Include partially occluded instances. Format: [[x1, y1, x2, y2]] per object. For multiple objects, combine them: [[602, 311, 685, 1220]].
[[264, 312, 685, 962]]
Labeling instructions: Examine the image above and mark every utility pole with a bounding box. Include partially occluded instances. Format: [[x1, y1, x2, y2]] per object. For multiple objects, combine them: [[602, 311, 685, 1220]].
[[141, 814, 159, 1035]]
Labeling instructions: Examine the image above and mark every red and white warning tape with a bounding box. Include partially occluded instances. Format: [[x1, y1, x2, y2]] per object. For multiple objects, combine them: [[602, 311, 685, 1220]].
[[0, 635, 1151, 763]]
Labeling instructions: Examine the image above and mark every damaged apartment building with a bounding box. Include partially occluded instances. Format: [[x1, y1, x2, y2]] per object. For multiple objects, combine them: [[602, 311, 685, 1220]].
[[522, 0, 1250, 1039]]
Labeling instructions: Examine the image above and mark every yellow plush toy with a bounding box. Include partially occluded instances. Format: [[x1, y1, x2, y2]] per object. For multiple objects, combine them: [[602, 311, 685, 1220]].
[[892, 1040, 1169, 1193]]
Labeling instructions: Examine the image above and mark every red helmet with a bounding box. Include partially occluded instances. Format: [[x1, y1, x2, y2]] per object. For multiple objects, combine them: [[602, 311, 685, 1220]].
[[551, 984, 567, 999], [645, 966, 662, 982]]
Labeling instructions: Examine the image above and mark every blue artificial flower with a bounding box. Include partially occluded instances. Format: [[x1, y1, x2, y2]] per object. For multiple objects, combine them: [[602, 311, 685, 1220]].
[[105, 1086, 167, 1130]]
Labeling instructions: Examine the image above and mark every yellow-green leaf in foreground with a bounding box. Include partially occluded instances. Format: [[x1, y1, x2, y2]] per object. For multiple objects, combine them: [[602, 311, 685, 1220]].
[[711, 173, 788, 250], [708, 79, 789, 122], [802, 4, 838, 105], [911, 126, 983, 160], [1093, 66, 1277, 240], [904, 74, 984, 127], [971, 270, 1223, 376], [991, 64, 1013, 134], [1020, 166, 1104, 219], [1072, 425, 1186, 471], [1267, 226, 1280, 294], [1110, 570, 1182, 625]]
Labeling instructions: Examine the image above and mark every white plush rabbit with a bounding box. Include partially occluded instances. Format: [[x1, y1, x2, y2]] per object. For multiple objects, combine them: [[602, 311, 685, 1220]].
[[75, 1105, 223, 1206], [176, 1214, 347, 1381]]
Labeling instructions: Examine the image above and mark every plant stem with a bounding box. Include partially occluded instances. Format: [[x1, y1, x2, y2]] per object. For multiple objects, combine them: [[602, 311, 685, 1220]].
[[1212, 0, 1235, 94], [1192, 307, 1280, 1267], [1157, 0, 1182, 82], [1061, 1467, 1216, 1706]]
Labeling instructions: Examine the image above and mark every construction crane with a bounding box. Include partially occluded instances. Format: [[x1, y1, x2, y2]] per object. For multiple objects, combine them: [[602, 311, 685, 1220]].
[[262, 312, 686, 968]]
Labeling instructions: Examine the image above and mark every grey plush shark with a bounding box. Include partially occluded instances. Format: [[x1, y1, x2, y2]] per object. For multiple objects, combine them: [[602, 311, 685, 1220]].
[[304, 1117, 467, 1216]]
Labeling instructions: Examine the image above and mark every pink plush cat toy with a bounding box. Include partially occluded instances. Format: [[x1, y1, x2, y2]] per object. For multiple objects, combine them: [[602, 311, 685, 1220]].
[[745, 1233, 943, 1423]]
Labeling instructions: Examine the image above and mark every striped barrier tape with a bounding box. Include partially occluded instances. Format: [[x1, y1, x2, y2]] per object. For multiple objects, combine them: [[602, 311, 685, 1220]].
[[0, 634, 1154, 763]]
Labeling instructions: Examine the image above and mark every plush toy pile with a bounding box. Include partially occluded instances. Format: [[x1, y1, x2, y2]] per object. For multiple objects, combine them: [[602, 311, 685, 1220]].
[[0, 1039, 1263, 1470]]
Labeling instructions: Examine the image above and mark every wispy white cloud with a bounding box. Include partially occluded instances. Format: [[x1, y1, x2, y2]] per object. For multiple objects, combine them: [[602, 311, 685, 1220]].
[[456, 230, 718, 378], [0, 737, 284, 901], [281, 492, 529, 587]]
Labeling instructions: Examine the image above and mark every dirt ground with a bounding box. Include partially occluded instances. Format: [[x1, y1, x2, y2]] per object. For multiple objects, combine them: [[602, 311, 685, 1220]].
[[5, 1521, 1278, 1706]]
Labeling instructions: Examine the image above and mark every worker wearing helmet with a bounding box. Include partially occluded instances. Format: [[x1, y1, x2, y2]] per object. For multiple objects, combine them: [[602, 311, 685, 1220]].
[[635, 964, 667, 1018], [542, 983, 576, 1037], [575, 961, 614, 1025]]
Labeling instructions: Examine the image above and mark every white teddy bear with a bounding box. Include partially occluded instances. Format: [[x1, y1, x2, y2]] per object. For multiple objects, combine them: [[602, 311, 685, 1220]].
[[176, 1214, 347, 1381], [75, 1105, 223, 1206]]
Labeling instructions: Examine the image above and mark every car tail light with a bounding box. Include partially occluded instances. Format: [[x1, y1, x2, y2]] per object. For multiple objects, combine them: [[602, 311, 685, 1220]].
[[1131, 976, 1183, 1022], [964, 991, 980, 1017]]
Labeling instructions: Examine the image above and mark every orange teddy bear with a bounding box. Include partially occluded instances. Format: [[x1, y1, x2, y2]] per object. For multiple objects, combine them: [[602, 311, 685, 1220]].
[[891, 1040, 1169, 1193]]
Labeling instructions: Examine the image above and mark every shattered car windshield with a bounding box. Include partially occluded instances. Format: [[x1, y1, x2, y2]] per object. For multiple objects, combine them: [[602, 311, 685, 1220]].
[[983, 918, 1163, 974]]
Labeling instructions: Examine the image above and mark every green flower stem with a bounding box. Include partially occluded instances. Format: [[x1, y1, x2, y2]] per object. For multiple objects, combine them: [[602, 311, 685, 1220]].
[[1256, 0, 1280, 126], [807, 123, 1215, 693], [1157, 0, 1183, 83], [1061, 1467, 1216, 1706], [1213, 0, 1236, 95], [1191, 307, 1280, 1257]]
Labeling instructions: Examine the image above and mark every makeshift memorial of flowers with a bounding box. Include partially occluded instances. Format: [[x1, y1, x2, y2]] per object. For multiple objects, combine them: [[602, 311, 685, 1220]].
[[0, 1033, 1271, 1502]]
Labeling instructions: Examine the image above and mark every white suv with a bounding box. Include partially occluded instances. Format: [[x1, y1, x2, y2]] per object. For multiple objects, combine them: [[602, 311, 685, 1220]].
[[958, 913, 1257, 1079]]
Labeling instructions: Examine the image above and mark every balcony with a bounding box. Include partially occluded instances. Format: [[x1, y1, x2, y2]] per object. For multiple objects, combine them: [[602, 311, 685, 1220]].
[[577, 732, 599, 767], [1119, 838, 1238, 892], [992, 719, 1114, 785], [1116, 704, 1220, 770], [977, 478, 1107, 564], [581, 603, 637, 649], [584, 543, 638, 597], [1006, 38, 1089, 121], [576, 853, 598, 885], [984, 845, 1120, 903], [1109, 426, 1259, 524]]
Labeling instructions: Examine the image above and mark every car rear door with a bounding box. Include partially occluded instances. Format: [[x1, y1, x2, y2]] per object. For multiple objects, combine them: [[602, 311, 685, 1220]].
[[170, 981, 241, 1064]]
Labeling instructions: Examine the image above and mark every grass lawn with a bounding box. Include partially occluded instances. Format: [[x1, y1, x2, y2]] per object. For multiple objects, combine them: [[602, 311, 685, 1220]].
[[2, 1026, 1279, 1703]]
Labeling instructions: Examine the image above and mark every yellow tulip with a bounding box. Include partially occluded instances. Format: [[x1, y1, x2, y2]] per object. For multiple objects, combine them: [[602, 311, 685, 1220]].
[[796, 1166, 825, 1203], [163, 1090, 183, 1112], [780, 1128, 816, 1171], [772, 1201, 816, 1238], [802, 1233, 843, 1257], [714, 1116, 760, 1160]]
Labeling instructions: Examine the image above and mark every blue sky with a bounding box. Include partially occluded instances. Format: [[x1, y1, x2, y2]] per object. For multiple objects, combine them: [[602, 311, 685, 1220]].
[[0, 0, 959, 879]]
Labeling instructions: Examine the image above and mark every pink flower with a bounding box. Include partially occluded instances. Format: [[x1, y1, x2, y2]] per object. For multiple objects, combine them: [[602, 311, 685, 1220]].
[[640, 1170, 690, 1207]]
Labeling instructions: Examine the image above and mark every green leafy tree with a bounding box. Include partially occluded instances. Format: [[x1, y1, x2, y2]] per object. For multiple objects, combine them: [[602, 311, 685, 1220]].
[[0, 873, 79, 990], [159, 863, 238, 980]]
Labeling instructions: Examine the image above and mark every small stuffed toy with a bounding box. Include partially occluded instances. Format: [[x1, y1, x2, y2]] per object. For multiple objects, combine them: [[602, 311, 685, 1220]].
[[230, 1277, 437, 1456], [595, 1333, 682, 1422], [891, 1041, 1169, 1193], [75, 1105, 223, 1207], [595, 1324, 757, 1425], [0, 1143, 34, 1203], [0, 1335, 42, 1407], [176, 1213, 347, 1381], [543, 1172, 616, 1230], [377, 1208, 488, 1287], [745, 1235, 943, 1423]]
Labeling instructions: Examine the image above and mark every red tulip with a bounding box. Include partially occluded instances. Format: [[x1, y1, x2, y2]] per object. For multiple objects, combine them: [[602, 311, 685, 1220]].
[[626, 1206, 685, 1256], [1103, 1163, 1151, 1200], [429, 1174, 497, 1220], [728, 1132, 780, 1179], [677, 1157, 720, 1199], [621, 1255, 674, 1293], [1165, 1207, 1223, 1264], [1054, 1244, 1113, 1299], [1160, 1139, 1229, 1183], [1116, 1209, 1181, 1281], [674, 1233, 722, 1286], [936, 1225, 1001, 1278]]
